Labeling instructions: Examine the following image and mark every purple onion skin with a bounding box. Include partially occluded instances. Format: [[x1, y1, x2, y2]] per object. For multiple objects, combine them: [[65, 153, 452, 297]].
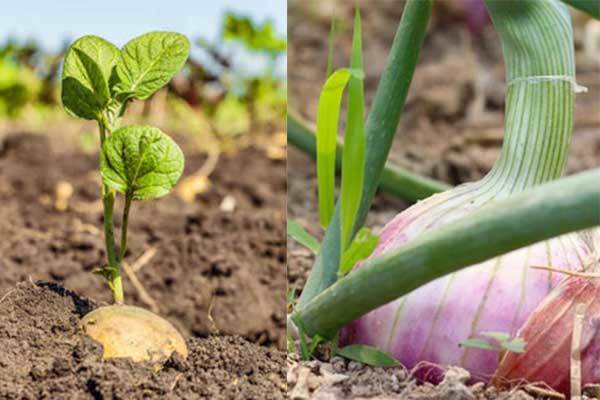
[[340, 183, 597, 382]]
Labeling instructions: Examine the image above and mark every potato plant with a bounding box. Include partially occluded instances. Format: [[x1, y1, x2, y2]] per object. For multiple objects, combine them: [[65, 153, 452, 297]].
[[61, 31, 190, 363]]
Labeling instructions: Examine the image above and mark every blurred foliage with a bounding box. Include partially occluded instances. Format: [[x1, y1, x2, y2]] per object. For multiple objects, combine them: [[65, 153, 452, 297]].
[[0, 12, 286, 150], [222, 13, 287, 56], [0, 58, 41, 117], [0, 38, 64, 119]]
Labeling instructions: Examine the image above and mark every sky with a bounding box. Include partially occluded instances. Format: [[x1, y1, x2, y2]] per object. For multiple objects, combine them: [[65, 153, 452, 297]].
[[0, 0, 287, 76]]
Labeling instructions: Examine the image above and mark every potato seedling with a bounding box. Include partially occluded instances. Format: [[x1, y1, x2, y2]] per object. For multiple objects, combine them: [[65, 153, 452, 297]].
[[61, 32, 190, 364]]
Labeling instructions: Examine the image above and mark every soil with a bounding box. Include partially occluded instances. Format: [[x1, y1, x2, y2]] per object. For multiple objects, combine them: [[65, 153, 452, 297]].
[[287, 355, 599, 400], [0, 129, 286, 398], [288, 1, 600, 399], [0, 282, 286, 399]]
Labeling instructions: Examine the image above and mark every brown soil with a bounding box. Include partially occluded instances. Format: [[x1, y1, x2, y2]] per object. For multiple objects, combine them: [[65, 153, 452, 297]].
[[288, 1, 600, 399], [0, 130, 286, 398], [0, 282, 286, 399]]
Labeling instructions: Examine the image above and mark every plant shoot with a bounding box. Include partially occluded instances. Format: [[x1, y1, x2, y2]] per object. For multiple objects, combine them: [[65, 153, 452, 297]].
[[61, 31, 190, 363]]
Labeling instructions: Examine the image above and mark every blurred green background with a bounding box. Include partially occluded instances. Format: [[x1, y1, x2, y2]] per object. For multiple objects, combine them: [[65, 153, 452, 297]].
[[0, 3, 286, 159]]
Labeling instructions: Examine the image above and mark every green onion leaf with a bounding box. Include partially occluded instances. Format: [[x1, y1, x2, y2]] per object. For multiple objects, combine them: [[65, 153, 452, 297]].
[[336, 344, 400, 367], [341, 5, 366, 252], [316, 67, 363, 229], [339, 227, 379, 277], [287, 219, 321, 254]]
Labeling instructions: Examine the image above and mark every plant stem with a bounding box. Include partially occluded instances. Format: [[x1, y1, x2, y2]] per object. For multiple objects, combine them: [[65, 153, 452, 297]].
[[102, 190, 124, 304], [120, 195, 133, 261], [293, 168, 600, 338], [298, 0, 432, 308], [287, 111, 449, 201], [99, 119, 124, 304]]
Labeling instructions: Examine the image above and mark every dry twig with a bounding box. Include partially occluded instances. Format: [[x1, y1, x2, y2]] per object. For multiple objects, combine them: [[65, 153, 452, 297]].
[[571, 303, 586, 400], [122, 248, 159, 313]]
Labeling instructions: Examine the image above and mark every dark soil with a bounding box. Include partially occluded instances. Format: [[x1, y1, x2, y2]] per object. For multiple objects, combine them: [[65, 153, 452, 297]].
[[0, 282, 286, 399]]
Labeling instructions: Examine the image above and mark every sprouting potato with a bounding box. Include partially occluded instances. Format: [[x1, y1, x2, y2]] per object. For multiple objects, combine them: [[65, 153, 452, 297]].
[[82, 305, 188, 364], [61, 32, 190, 364]]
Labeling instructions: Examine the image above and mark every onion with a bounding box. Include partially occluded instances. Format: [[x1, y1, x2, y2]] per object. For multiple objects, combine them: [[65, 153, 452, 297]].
[[494, 274, 600, 394], [340, 187, 598, 381], [339, 0, 600, 387]]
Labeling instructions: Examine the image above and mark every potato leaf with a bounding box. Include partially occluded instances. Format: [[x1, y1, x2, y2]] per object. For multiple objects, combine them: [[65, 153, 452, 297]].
[[61, 35, 119, 120], [100, 125, 184, 200], [287, 219, 321, 254], [336, 344, 399, 367], [338, 227, 378, 277], [114, 31, 190, 100]]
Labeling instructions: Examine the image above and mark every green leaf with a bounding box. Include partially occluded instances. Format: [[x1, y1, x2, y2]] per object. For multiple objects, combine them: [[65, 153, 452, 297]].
[[222, 13, 287, 54], [316, 67, 363, 229], [336, 344, 399, 367], [297, 1, 432, 308], [481, 331, 511, 342], [100, 125, 184, 200], [339, 228, 378, 276], [503, 338, 526, 353], [287, 219, 321, 254], [115, 31, 190, 100], [340, 6, 366, 252], [61, 35, 119, 120], [460, 339, 496, 351]]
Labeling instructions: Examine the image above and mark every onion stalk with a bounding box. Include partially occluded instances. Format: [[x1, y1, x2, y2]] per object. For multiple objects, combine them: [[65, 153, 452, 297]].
[[298, 0, 432, 308]]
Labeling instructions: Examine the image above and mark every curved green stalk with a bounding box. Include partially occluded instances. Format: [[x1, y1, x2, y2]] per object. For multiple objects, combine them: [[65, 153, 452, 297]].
[[287, 112, 449, 201], [298, 0, 432, 307], [293, 168, 600, 338], [479, 0, 575, 193]]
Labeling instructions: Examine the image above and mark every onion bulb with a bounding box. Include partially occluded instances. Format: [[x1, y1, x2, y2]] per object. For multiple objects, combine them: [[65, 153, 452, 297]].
[[339, 187, 598, 382]]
